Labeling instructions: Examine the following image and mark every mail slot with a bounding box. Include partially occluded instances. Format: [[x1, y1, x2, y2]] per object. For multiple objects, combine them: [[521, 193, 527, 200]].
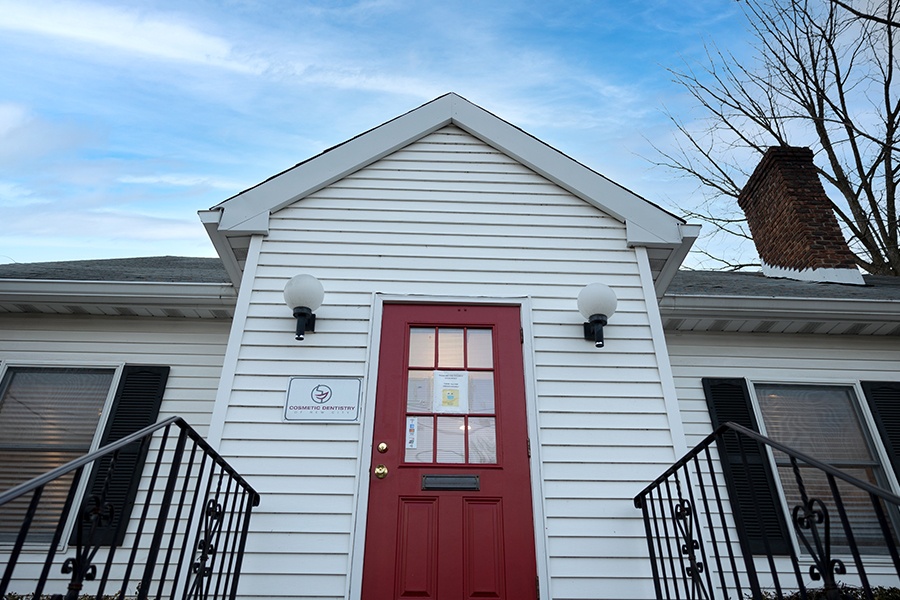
[[421, 474, 480, 491]]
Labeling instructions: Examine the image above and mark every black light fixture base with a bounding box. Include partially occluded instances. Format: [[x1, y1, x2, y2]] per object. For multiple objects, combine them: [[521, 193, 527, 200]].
[[293, 307, 316, 341], [583, 314, 608, 348]]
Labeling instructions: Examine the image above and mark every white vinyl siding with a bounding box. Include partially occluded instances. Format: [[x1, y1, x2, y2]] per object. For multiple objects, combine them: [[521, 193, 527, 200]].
[[215, 126, 677, 600], [0, 314, 228, 431]]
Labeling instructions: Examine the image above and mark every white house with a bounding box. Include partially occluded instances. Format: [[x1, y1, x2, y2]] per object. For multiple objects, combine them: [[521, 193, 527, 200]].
[[1, 94, 898, 600]]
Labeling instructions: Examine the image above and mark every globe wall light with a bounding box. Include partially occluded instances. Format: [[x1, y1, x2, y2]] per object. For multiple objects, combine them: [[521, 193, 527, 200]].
[[577, 283, 617, 348], [284, 274, 324, 341]]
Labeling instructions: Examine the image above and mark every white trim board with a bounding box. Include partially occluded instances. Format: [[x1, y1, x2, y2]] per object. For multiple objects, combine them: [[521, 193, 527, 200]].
[[207, 234, 265, 449], [636, 246, 687, 458]]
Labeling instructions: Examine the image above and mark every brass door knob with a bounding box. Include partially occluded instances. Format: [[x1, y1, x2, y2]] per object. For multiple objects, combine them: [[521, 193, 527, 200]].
[[374, 464, 388, 479], [377, 442, 388, 453]]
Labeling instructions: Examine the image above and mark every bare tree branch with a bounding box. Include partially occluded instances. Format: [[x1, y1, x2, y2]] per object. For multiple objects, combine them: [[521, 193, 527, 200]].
[[663, 0, 900, 275], [690, 247, 762, 271], [829, 0, 900, 26]]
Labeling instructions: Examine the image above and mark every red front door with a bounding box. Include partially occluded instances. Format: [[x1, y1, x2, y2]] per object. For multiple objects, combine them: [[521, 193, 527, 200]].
[[361, 304, 537, 599]]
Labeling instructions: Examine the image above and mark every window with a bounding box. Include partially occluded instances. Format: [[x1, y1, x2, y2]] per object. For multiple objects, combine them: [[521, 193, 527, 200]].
[[755, 384, 896, 554], [0, 367, 115, 542], [704, 378, 900, 556], [0, 364, 169, 545]]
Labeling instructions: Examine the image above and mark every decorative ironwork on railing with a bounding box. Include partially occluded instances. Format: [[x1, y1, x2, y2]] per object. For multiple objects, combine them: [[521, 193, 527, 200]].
[[0, 417, 260, 600], [634, 423, 900, 600]]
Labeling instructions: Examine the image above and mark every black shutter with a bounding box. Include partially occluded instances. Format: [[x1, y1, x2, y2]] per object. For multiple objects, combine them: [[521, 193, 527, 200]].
[[72, 365, 168, 547], [862, 381, 900, 484], [703, 377, 791, 555]]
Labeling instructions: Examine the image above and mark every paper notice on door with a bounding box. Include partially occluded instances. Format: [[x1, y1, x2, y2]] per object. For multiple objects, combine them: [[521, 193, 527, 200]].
[[406, 417, 418, 449], [432, 370, 469, 414]]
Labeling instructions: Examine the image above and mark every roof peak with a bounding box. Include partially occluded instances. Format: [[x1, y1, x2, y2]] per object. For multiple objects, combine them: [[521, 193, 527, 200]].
[[200, 93, 697, 293]]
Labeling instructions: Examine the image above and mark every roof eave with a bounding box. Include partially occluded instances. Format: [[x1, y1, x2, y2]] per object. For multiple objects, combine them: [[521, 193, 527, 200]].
[[641, 224, 701, 297], [0, 279, 236, 317], [660, 292, 900, 333]]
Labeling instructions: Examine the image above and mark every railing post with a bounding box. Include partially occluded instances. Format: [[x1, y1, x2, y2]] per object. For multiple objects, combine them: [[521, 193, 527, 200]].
[[140, 426, 190, 600], [636, 494, 664, 600], [723, 429, 766, 596], [0, 487, 44, 598], [36, 467, 86, 600]]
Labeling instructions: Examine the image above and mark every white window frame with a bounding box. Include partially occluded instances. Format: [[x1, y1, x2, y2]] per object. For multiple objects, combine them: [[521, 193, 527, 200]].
[[0, 360, 125, 549], [747, 378, 900, 558]]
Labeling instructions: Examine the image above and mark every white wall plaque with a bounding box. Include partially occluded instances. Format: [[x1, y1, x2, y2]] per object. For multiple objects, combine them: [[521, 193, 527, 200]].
[[284, 377, 362, 422]]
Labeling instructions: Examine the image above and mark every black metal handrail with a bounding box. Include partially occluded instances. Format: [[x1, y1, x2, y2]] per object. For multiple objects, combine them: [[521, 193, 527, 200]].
[[634, 422, 900, 600], [0, 416, 260, 600]]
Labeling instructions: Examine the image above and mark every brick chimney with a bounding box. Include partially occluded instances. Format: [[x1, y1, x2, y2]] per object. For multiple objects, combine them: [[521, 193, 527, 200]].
[[738, 146, 864, 285]]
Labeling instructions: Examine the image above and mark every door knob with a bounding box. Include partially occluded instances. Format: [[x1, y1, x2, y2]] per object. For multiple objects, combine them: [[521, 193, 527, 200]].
[[377, 442, 388, 453], [374, 464, 388, 479]]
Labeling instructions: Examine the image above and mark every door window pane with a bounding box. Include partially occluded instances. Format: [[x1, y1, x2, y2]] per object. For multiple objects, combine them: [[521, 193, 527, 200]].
[[437, 329, 464, 369], [436, 417, 466, 463], [468, 372, 495, 414], [404, 416, 434, 463], [467, 329, 493, 368], [469, 417, 497, 464], [408, 328, 435, 368], [407, 371, 433, 413]]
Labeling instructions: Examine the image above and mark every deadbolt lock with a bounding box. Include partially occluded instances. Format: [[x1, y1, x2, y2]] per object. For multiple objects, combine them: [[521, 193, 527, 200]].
[[374, 464, 388, 479], [377, 442, 388, 453]]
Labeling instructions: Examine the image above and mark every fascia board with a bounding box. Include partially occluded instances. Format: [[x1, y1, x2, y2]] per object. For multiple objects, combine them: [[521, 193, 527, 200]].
[[653, 224, 702, 297], [199, 210, 244, 289], [659, 293, 900, 322], [0, 279, 236, 308], [215, 96, 456, 233]]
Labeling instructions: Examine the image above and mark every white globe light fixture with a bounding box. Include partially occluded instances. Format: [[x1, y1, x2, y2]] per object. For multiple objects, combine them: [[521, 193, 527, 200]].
[[577, 283, 617, 348], [284, 274, 325, 341]]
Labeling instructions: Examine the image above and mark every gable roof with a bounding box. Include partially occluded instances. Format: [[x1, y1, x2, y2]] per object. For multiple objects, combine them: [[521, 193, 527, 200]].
[[200, 93, 699, 293]]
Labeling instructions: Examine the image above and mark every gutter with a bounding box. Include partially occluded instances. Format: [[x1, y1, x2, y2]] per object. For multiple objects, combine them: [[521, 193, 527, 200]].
[[660, 293, 900, 323], [0, 279, 236, 309]]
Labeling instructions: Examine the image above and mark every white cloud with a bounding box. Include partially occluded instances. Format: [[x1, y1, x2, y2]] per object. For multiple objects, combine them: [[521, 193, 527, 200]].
[[0, 0, 266, 73], [0, 103, 92, 166], [300, 67, 445, 100], [119, 174, 243, 191], [4, 205, 205, 241], [0, 208, 216, 263], [0, 104, 29, 136], [0, 181, 42, 207]]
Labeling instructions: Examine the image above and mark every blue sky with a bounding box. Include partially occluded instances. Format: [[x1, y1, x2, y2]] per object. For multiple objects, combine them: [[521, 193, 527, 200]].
[[0, 0, 752, 266]]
